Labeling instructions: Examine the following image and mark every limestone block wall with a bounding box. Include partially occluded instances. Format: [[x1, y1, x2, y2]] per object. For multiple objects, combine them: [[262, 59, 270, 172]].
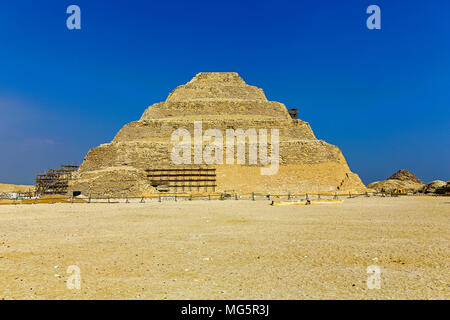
[[140, 101, 291, 120], [79, 138, 344, 172], [113, 119, 316, 143], [166, 72, 267, 102]]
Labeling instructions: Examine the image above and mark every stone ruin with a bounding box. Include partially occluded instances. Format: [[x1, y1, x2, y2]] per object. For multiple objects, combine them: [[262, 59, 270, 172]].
[[69, 72, 365, 197]]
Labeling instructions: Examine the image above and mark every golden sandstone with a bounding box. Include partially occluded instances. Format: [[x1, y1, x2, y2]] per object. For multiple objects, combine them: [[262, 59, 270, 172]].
[[70, 72, 365, 197]]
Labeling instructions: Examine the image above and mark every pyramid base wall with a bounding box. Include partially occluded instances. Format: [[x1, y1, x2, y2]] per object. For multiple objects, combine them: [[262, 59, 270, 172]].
[[69, 163, 365, 198]]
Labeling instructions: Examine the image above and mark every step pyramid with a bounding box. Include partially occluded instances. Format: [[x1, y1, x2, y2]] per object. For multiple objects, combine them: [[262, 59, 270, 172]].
[[70, 72, 365, 197]]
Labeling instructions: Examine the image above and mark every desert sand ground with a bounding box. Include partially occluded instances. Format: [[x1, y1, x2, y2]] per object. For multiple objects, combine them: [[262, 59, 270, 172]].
[[0, 196, 448, 299]]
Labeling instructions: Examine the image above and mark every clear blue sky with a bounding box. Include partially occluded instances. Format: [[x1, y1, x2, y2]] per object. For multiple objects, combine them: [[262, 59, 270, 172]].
[[0, 0, 449, 185]]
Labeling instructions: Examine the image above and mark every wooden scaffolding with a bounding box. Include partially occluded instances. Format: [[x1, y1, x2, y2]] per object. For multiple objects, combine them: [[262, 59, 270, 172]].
[[145, 168, 216, 193], [35, 164, 79, 195]]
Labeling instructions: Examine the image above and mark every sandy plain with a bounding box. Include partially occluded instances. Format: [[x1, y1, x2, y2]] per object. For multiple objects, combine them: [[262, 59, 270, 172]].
[[0, 196, 448, 299]]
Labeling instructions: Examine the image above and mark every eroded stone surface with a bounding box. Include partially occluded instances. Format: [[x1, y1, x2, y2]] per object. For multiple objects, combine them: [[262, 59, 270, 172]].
[[367, 169, 426, 193], [70, 72, 366, 197]]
